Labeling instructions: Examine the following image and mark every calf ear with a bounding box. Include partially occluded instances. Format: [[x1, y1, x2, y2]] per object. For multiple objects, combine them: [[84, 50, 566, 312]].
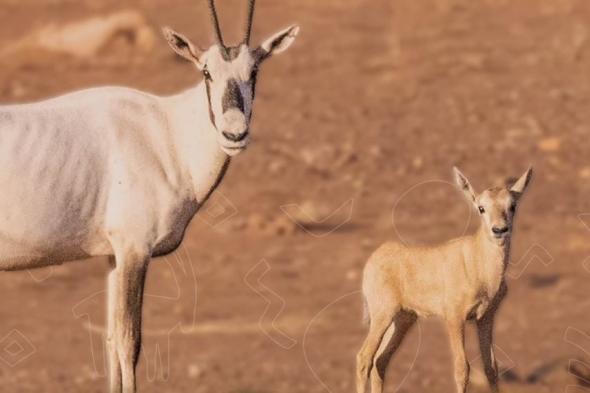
[[453, 167, 477, 204], [163, 27, 204, 68], [258, 25, 300, 60], [510, 166, 533, 194]]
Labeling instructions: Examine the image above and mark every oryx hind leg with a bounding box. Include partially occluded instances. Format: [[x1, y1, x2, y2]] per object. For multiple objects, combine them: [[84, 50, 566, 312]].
[[107, 258, 122, 393], [369, 311, 417, 393], [108, 241, 150, 393]]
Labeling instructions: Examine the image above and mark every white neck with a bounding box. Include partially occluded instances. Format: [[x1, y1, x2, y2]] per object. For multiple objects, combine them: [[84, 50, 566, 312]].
[[163, 82, 230, 202]]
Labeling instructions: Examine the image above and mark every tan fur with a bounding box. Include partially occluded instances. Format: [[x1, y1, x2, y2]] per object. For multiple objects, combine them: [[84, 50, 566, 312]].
[[356, 167, 533, 393]]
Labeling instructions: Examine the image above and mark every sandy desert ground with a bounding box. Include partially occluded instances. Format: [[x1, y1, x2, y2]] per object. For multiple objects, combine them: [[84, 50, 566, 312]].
[[0, 0, 589, 392]]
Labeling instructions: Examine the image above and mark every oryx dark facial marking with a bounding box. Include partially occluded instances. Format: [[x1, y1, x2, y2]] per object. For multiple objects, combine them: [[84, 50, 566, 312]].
[[222, 79, 245, 113], [204, 79, 216, 128], [220, 76, 248, 143], [221, 46, 242, 61], [250, 66, 259, 103], [163, 0, 299, 157]]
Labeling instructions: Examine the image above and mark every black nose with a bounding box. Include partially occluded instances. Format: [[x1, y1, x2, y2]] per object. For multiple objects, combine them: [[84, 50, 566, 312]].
[[222, 130, 249, 142], [492, 226, 509, 235]]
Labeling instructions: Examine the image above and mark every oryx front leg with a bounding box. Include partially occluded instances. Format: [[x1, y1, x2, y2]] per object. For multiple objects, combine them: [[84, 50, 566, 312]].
[[477, 313, 499, 393], [108, 245, 150, 393], [447, 320, 469, 393]]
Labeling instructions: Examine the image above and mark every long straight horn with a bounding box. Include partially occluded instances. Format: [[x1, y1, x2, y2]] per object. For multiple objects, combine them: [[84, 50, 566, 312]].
[[208, 0, 225, 47], [243, 0, 256, 45]]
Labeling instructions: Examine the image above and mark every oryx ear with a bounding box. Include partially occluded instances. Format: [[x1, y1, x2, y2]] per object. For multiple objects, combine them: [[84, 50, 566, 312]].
[[163, 27, 203, 68], [453, 167, 477, 204], [510, 166, 533, 195], [258, 25, 300, 60]]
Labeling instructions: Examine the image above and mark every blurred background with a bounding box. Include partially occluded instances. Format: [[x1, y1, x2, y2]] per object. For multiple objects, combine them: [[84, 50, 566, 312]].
[[0, 0, 589, 392]]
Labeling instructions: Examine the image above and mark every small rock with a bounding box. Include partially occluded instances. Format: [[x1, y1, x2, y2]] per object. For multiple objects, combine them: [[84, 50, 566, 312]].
[[187, 363, 203, 379], [8, 81, 27, 98], [231, 213, 297, 236], [346, 269, 359, 281], [265, 215, 297, 236], [579, 167, 590, 179], [268, 159, 286, 174], [286, 200, 324, 227], [361, 238, 374, 249], [247, 213, 266, 232], [412, 156, 423, 170], [369, 145, 382, 158], [537, 137, 561, 152]]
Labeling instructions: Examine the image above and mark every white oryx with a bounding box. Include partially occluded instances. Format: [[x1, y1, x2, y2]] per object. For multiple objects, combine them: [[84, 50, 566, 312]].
[[0, 0, 299, 391]]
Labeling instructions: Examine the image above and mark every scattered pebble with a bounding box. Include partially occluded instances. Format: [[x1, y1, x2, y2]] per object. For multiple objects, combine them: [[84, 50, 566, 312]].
[[537, 137, 561, 152], [187, 363, 203, 379]]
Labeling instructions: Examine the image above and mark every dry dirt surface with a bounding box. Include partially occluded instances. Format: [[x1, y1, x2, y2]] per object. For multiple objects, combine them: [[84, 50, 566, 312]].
[[0, 0, 589, 392]]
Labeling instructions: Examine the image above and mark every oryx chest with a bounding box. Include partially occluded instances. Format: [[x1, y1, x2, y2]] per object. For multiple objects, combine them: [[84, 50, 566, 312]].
[[151, 197, 200, 257], [150, 158, 230, 257]]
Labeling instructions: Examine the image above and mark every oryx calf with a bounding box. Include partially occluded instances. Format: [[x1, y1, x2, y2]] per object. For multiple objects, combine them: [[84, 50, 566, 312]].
[[0, 1, 299, 392], [356, 167, 533, 393]]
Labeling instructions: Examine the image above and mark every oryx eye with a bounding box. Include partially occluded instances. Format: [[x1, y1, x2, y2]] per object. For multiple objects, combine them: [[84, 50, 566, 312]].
[[478, 206, 485, 214], [250, 66, 258, 79], [509, 203, 516, 212], [203, 68, 212, 81]]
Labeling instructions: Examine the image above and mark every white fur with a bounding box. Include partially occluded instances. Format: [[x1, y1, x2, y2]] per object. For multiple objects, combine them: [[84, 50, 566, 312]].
[[0, 85, 221, 267], [0, 22, 299, 393], [162, 25, 299, 156]]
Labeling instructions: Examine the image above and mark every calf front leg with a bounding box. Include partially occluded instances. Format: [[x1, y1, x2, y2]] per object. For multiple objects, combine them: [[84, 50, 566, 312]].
[[477, 312, 499, 393], [447, 319, 469, 393], [109, 245, 150, 393]]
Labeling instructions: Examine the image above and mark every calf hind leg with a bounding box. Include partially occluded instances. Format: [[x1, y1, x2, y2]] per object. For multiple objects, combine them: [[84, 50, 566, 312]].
[[369, 311, 417, 393], [356, 299, 399, 393]]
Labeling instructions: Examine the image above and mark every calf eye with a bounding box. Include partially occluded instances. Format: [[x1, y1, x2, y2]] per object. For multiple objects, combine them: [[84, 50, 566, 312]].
[[478, 206, 485, 214]]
